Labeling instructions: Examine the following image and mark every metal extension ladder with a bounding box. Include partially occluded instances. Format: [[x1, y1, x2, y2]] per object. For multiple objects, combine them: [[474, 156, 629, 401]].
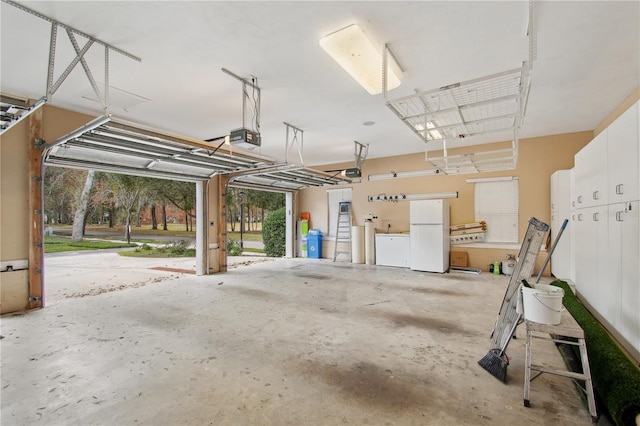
[[333, 201, 352, 262]]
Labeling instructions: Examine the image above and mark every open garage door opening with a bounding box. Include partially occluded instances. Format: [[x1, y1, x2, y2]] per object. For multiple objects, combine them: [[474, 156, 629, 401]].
[[1, 105, 352, 313], [42, 168, 288, 305]]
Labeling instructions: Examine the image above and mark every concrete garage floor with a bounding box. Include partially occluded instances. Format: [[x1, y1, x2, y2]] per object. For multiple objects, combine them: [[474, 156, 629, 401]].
[[1, 253, 593, 425]]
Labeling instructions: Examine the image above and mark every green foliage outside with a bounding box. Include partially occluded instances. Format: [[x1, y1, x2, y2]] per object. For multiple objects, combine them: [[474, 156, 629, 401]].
[[551, 280, 640, 425], [227, 239, 243, 256], [120, 240, 195, 258], [262, 207, 286, 257], [44, 236, 135, 253], [226, 188, 284, 233]]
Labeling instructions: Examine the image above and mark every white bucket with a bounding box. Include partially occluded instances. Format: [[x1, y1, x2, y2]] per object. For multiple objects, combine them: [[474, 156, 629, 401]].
[[521, 284, 564, 325]]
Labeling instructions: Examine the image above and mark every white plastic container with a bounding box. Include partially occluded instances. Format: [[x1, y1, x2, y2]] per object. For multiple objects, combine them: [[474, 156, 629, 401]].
[[502, 256, 516, 275], [521, 284, 564, 325]]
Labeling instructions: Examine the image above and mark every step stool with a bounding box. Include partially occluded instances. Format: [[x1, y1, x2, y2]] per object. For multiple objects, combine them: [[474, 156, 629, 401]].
[[524, 310, 598, 423]]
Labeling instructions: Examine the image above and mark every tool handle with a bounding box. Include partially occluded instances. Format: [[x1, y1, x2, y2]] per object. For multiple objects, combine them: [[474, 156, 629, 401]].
[[535, 219, 568, 283]]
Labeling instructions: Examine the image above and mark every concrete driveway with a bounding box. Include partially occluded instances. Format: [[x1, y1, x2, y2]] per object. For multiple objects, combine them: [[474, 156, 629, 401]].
[[43, 249, 272, 305]]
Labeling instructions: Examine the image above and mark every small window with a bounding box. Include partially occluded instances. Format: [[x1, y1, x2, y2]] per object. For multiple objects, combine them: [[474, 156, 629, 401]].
[[474, 178, 519, 243], [327, 188, 352, 237]]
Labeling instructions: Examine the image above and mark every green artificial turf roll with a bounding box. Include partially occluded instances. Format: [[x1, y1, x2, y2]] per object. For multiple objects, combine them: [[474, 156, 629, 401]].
[[551, 280, 640, 426]]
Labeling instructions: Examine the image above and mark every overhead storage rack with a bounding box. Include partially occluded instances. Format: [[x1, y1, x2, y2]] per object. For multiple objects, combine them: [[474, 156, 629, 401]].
[[386, 67, 530, 144]]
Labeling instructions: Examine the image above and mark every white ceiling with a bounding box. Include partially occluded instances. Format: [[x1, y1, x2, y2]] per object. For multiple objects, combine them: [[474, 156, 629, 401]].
[[1, 1, 638, 167]]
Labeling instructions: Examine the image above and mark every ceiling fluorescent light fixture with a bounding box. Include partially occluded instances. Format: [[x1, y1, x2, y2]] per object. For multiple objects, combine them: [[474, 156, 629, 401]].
[[426, 121, 443, 140], [413, 122, 442, 140], [320, 24, 402, 95]]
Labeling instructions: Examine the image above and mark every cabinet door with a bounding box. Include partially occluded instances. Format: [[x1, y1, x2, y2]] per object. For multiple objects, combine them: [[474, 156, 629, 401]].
[[575, 136, 607, 208], [619, 202, 640, 353], [574, 208, 597, 302], [593, 205, 609, 316], [608, 102, 639, 203], [591, 131, 609, 207], [576, 131, 608, 208], [606, 204, 623, 329], [569, 169, 576, 281], [573, 149, 588, 209]]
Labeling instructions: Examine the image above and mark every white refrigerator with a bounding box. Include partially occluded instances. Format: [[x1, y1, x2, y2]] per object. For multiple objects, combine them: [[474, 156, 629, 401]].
[[410, 199, 450, 273]]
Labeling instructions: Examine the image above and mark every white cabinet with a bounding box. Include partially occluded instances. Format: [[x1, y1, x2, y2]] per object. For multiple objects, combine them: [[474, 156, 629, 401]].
[[574, 129, 608, 208], [608, 102, 639, 203], [574, 208, 599, 304], [570, 101, 640, 361], [550, 170, 573, 280], [375, 234, 411, 268]]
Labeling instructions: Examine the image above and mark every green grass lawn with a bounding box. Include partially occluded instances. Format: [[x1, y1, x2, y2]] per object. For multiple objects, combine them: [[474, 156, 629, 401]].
[[226, 232, 262, 242], [55, 224, 264, 242], [47, 225, 264, 256], [44, 236, 136, 253]]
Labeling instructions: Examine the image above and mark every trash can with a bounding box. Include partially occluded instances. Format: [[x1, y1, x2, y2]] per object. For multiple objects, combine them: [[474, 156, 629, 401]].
[[307, 229, 323, 259]]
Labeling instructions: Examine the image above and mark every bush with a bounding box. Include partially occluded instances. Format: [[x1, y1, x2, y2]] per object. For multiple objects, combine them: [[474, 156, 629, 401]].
[[262, 207, 286, 257], [227, 239, 243, 256], [168, 239, 192, 256]]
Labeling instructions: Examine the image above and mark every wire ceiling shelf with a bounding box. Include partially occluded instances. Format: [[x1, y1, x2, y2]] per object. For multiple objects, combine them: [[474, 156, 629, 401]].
[[386, 66, 531, 144]]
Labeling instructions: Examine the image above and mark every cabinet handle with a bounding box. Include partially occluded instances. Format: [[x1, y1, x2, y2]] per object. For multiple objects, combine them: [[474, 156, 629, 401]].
[[616, 184, 623, 195], [593, 190, 599, 200], [577, 213, 583, 221], [577, 196, 583, 203], [616, 211, 623, 222], [593, 212, 599, 221], [572, 201, 576, 207]]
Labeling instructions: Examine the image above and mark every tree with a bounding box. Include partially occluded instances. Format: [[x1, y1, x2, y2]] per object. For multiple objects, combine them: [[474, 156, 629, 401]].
[[103, 174, 145, 243], [134, 193, 149, 228], [226, 189, 240, 232], [44, 166, 87, 224], [150, 204, 158, 230], [151, 180, 195, 232], [225, 189, 284, 232], [71, 170, 95, 241], [90, 173, 117, 228], [252, 190, 285, 229]]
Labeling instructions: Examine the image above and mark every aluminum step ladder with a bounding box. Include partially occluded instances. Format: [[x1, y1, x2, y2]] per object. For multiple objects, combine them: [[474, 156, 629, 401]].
[[333, 201, 352, 262], [479, 217, 550, 382]]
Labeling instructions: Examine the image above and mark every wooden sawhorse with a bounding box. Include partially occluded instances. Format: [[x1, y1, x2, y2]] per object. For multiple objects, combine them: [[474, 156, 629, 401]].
[[524, 310, 598, 423]]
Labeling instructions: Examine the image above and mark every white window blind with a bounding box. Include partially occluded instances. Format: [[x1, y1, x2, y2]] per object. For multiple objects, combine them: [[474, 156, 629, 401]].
[[474, 179, 519, 243], [327, 188, 352, 237]]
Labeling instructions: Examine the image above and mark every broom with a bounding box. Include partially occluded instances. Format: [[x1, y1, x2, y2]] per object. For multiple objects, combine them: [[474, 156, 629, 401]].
[[478, 317, 520, 382]]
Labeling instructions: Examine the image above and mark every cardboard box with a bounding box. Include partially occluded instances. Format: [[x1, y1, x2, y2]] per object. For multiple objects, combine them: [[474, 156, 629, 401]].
[[450, 251, 468, 267]]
